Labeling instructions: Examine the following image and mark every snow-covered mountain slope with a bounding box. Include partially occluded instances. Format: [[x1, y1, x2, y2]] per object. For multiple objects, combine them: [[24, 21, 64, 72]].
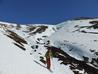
[[0, 22, 71, 74], [0, 18, 98, 74], [48, 18, 98, 74]]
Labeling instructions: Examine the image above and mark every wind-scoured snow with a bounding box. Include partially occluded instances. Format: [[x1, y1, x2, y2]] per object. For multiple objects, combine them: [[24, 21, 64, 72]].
[[0, 18, 98, 74], [0, 22, 70, 74], [48, 19, 98, 73]]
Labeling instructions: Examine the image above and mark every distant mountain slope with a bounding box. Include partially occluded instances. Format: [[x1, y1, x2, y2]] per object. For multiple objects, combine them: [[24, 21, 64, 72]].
[[0, 18, 98, 74], [48, 19, 98, 74]]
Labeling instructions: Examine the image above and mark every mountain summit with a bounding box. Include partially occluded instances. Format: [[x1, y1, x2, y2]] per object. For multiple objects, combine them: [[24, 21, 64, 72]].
[[0, 18, 98, 74]]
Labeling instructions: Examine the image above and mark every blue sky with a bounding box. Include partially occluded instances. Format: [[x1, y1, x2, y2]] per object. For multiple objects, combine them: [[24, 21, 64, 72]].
[[0, 0, 98, 24]]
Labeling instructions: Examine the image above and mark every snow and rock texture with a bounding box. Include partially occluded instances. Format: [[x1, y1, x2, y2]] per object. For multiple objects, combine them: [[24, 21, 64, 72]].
[[0, 18, 98, 74]]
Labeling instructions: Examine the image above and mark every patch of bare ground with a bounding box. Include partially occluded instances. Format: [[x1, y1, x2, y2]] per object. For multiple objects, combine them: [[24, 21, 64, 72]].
[[13, 43, 26, 51], [41, 46, 98, 74], [5, 30, 27, 46], [29, 26, 48, 35], [89, 21, 98, 29]]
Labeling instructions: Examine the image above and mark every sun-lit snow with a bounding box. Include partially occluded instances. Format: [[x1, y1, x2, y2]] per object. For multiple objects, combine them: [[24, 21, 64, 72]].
[[0, 22, 71, 74], [0, 18, 98, 74]]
